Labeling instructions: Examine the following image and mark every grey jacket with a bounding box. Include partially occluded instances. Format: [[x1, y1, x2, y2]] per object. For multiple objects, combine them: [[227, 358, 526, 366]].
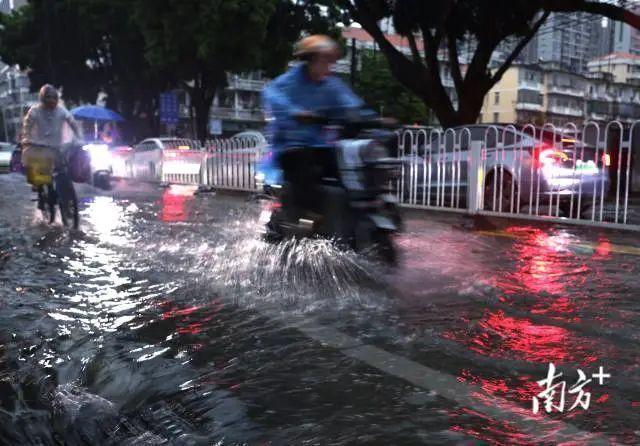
[[21, 104, 82, 148]]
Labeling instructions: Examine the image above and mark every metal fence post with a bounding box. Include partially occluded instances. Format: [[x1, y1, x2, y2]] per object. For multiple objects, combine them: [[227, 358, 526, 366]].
[[467, 141, 483, 214]]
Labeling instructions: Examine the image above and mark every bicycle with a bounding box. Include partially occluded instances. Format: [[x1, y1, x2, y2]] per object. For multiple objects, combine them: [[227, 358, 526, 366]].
[[24, 143, 80, 230]]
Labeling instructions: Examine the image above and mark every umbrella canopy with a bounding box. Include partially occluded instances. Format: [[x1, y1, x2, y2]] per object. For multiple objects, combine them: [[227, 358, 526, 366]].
[[71, 105, 125, 122]]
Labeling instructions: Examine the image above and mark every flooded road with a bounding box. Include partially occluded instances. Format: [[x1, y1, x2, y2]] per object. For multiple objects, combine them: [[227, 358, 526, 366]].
[[0, 173, 639, 445]]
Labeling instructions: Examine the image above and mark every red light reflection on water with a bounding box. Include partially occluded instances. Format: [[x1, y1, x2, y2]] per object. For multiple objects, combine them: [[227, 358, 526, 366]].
[[159, 298, 224, 336], [497, 227, 589, 297], [443, 310, 594, 364], [159, 186, 196, 222]]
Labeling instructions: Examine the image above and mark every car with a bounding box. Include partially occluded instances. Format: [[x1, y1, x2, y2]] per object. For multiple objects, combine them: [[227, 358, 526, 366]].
[[401, 124, 611, 216], [127, 138, 201, 180], [0, 142, 15, 173]]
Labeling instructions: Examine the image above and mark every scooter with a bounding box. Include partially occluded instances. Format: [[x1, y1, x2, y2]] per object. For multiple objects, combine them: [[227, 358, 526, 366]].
[[258, 108, 403, 264]]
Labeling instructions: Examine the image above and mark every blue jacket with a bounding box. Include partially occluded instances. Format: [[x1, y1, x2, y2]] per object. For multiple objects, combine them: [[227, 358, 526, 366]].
[[259, 64, 366, 185]]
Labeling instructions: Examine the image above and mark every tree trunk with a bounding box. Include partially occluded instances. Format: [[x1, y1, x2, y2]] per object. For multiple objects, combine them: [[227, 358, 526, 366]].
[[191, 88, 213, 142]]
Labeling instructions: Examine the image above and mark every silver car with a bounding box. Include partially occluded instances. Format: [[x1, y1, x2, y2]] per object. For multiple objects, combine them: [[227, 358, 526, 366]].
[[401, 125, 611, 215], [127, 138, 201, 180], [0, 142, 14, 173]]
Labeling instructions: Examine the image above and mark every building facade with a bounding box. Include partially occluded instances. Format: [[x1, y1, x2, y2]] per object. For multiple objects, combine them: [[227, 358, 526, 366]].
[[0, 64, 38, 142], [479, 65, 545, 125], [208, 72, 266, 135], [612, 6, 640, 55], [480, 57, 640, 127], [587, 52, 640, 85], [537, 12, 593, 73], [0, 0, 26, 14]]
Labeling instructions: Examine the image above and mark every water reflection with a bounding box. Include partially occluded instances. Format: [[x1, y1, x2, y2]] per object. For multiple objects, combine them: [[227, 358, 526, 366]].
[[159, 186, 196, 223]]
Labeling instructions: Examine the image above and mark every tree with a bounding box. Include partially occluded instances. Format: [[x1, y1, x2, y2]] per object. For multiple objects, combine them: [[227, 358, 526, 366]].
[[134, 0, 345, 140], [0, 0, 100, 103], [354, 50, 433, 124], [336, 0, 640, 127], [0, 0, 171, 141], [133, 0, 281, 140]]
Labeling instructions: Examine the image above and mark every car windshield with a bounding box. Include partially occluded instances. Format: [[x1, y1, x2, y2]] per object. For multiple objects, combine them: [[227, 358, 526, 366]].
[[0, 144, 13, 152]]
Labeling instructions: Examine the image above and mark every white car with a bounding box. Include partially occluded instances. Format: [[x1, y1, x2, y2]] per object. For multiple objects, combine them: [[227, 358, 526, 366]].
[[127, 138, 200, 180], [0, 142, 14, 173]]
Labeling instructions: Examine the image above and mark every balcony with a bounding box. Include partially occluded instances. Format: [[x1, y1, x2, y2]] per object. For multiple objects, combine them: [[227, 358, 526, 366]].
[[546, 85, 585, 98], [587, 112, 611, 122], [226, 77, 266, 92], [515, 102, 544, 112], [518, 80, 542, 91], [547, 105, 584, 117], [210, 107, 264, 122], [588, 92, 614, 102], [334, 59, 351, 74]]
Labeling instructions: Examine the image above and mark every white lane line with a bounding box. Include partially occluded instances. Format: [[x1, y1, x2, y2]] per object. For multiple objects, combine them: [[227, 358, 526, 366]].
[[279, 314, 610, 445]]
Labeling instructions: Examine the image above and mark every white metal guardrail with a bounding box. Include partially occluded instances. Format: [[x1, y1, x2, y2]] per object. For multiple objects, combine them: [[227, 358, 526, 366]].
[[201, 136, 265, 191], [123, 120, 640, 231], [399, 121, 640, 230]]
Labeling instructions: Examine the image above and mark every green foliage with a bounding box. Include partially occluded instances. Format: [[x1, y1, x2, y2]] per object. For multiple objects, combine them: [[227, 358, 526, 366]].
[[354, 50, 432, 125], [0, 0, 341, 140]]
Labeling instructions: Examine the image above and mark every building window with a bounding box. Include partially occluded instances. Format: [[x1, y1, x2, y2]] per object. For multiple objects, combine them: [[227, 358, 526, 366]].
[[493, 112, 499, 123], [494, 92, 500, 105]]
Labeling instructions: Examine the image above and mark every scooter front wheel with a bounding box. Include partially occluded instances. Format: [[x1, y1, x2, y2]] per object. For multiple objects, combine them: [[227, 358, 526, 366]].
[[354, 220, 397, 265]]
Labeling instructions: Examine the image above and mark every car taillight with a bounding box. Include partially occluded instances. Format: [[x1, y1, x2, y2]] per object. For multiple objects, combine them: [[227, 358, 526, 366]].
[[535, 143, 567, 167], [602, 153, 611, 167]]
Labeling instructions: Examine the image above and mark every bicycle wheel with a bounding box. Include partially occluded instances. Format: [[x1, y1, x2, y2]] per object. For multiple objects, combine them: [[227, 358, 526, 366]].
[[37, 185, 56, 224], [56, 174, 79, 229]]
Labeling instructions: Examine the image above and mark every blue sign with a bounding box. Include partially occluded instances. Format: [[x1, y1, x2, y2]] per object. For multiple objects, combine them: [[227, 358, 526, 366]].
[[159, 92, 179, 124]]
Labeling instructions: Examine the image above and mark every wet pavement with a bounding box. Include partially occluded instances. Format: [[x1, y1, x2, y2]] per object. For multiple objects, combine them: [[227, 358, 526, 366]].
[[0, 172, 639, 445]]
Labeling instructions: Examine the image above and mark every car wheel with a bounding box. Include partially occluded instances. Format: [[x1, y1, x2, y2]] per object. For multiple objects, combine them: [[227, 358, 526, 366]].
[[484, 170, 517, 213]]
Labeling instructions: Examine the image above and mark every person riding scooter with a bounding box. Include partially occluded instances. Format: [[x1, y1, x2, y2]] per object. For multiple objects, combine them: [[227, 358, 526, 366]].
[[261, 35, 375, 220]]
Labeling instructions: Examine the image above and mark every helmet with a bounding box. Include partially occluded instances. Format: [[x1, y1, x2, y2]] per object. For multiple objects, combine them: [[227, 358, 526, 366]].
[[39, 84, 59, 103], [294, 35, 340, 61]]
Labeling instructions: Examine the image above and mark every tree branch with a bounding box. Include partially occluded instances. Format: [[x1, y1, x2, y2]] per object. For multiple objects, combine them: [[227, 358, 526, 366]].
[[338, 0, 428, 95], [407, 33, 424, 67], [490, 11, 550, 86], [542, 0, 640, 30], [447, 35, 464, 93]]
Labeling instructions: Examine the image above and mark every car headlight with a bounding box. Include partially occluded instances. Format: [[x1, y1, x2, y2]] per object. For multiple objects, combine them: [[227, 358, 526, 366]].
[[83, 143, 111, 171]]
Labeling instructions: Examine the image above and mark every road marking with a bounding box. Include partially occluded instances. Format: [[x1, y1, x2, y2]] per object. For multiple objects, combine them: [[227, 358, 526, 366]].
[[271, 313, 609, 445], [476, 229, 640, 256]]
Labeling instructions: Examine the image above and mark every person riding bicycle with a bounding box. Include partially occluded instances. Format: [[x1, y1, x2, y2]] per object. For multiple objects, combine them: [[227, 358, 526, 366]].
[[21, 84, 83, 176], [261, 35, 374, 214]]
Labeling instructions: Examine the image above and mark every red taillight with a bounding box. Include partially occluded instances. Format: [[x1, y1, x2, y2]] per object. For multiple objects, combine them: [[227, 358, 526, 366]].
[[264, 200, 281, 211], [602, 153, 611, 167], [534, 143, 568, 167]]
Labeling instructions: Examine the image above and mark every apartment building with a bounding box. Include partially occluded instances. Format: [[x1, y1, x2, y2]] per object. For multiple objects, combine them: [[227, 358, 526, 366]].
[[480, 57, 640, 127], [587, 52, 640, 85], [479, 65, 545, 125], [0, 64, 38, 142], [208, 72, 266, 135]]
